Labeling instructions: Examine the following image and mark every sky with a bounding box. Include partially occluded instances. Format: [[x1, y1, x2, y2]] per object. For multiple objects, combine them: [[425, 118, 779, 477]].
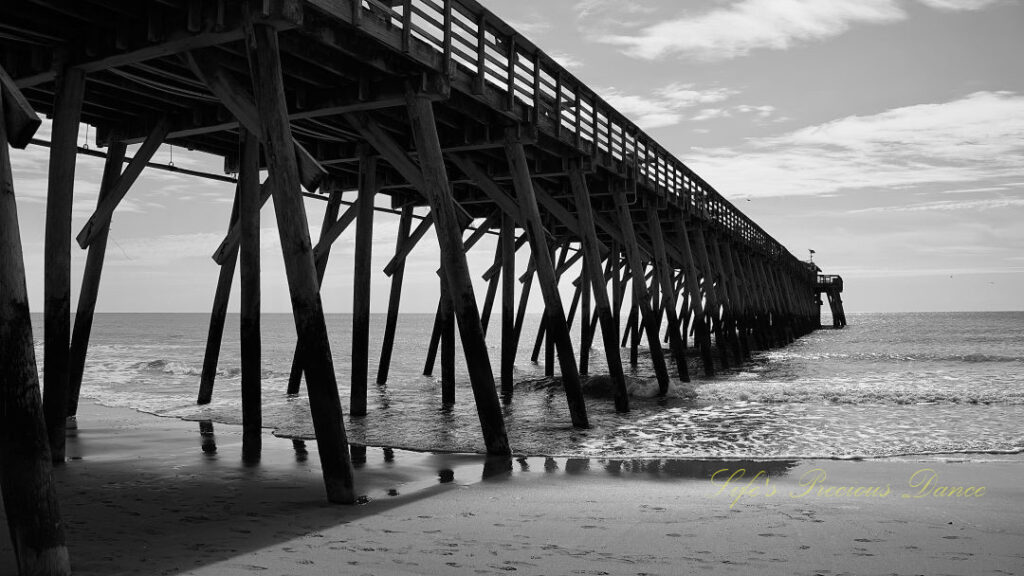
[[9, 0, 1024, 313]]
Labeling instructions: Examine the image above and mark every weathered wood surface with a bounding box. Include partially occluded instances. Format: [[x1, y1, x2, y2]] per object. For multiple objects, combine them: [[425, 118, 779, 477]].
[[0, 80, 72, 576], [246, 17, 355, 503], [42, 65, 85, 462]]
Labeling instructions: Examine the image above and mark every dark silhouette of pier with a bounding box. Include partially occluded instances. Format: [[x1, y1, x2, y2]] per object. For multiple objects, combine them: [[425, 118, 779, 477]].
[[0, 1, 846, 571]]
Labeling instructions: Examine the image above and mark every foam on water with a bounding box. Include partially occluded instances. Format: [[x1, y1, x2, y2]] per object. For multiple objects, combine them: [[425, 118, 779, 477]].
[[36, 311, 1024, 459]]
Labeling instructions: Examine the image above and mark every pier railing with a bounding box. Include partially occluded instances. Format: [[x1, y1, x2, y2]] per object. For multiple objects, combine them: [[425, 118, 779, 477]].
[[308, 0, 795, 262]]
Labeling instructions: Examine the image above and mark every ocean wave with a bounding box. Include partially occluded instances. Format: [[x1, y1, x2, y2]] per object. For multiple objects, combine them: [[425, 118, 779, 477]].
[[696, 379, 1024, 406], [130, 359, 241, 378], [765, 351, 1024, 364]]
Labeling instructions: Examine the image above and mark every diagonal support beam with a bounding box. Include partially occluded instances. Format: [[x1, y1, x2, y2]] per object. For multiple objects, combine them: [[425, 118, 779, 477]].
[[646, 203, 690, 383], [76, 118, 170, 249], [506, 133, 588, 428], [246, 15, 354, 503], [612, 191, 671, 393], [186, 50, 325, 192], [403, 93, 510, 455], [383, 213, 433, 276]]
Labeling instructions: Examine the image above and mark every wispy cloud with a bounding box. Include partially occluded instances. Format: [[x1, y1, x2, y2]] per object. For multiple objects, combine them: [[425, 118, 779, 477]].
[[601, 83, 740, 129], [591, 0, 1000, 61], [849, 198, 1024, 213], [686, 91, 1024, 198]]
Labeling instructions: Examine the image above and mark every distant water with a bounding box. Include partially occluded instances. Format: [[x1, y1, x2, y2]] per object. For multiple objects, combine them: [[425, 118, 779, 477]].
[[31, 311, 1024, 459]]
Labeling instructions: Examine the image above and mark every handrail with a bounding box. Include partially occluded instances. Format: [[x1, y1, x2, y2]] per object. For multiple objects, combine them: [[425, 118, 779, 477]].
[[315, 0, 801, 263]]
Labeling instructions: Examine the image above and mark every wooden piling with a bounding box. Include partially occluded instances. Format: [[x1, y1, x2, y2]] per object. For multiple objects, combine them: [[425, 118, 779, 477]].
[[287, 187, 346, 395], [440, 267, 456, 405], [67, 141, 127, 417], [404, 94, 510, 454], [246, 17, 355, 502], [42, 65, 85, 462], [377, 205, 414, 385], [613, 189, 671, 393], [351, 150, 377, 417], [677, 218, 715, 376], [0, 80, 72, 576], [569, 164, 628, 410], [500, 212, 516, 396], [238, 128, 261, 463], [646, 203, 690, 383], [506, 135, 588, 428], [198, 196, 239, 405]]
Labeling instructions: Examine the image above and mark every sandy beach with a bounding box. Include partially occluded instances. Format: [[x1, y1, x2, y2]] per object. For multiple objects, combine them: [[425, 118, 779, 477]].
[[2, 402, 1021, 576]]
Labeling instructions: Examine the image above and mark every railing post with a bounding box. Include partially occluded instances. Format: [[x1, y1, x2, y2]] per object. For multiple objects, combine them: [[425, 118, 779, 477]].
[[473, 12, 486, 94], [401, 0, 412, 52]]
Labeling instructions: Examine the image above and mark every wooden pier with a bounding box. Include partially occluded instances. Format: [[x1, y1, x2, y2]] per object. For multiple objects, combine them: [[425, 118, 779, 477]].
[[0, 1, 845, 572]]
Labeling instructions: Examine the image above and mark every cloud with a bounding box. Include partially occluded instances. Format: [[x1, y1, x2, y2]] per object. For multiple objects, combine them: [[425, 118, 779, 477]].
[[600, 83, 739, 129], [592, 0, 1000, 61], [849, 198, 1024, 213], [547, 51, 584, 70], [916, 0, 1001, 10], [686, 91, 1024, 198]]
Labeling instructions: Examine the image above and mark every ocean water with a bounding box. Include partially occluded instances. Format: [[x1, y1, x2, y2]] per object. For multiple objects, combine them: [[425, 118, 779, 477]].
[[31, 311, 1024, 459]]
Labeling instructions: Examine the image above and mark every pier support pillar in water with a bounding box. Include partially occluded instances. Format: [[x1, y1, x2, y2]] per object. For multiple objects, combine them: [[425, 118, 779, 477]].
[[0, 74, 73, 575], [68, 141, 126, 418], [613, 188, 671, 394], [505, 134, 588, 428], [288, 185, 348, 394], [41, 64, 84, 462], [691, 223, 729, 371], [247, 18, 355, 502], [677, 217, 715, 376], [238, 128, 262, 463], [352, 94, 510, 454], [646, 202, 690, 383], [500, 213, 516, 397], [378, 205, 414, 385], [351, 150, 377, 417], [198, 202, 238, 405], [569, 163, 628, 411]]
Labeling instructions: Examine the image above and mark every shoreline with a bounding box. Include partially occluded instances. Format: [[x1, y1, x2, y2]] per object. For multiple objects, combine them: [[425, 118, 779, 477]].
[[3, 401, 1022, 575]]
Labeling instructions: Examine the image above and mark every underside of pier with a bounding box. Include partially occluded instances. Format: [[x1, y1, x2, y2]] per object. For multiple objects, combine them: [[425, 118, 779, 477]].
[[0, 1, 842, 572]]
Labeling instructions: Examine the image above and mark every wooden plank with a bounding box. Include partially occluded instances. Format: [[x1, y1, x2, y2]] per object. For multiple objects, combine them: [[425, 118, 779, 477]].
[[185, 50, 325, 192], [41, 66, 85, 462], [0, 64, 42, 149], [405, 93, 509, 455], [505, 134, 588, 428], [377, 205, 413, 385], [67, 141, 127, 418], [0, 86, 72, 576], [247, 19, 355, 503], [350, 150, 377, 417], [239, 127, 262, 463], [612, 189, 671, 393], [76, 118, 170, 249]]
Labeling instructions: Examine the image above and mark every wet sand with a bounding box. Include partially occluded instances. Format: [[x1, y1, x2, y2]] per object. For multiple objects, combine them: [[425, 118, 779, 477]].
[[2, 401, 1021, 575]]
